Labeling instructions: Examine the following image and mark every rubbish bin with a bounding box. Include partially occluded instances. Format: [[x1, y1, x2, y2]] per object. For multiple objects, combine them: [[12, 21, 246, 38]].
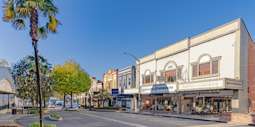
[[12, 108, 17, 115]]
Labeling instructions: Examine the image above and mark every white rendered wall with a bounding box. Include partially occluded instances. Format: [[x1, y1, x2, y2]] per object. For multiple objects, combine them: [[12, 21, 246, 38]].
[[189, 33, 236, 80], [139, 33, 236, 86], [139, 59, 156, 86], [156, 50, 189, 83]]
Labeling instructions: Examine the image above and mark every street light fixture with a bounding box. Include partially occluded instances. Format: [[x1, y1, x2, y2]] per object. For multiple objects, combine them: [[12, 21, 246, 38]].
[[123, 52, 141, 112]]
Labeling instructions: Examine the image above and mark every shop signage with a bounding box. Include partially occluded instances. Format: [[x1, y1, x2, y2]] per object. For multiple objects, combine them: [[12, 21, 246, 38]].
[[141, 84, 176, 94], [111, 89, 119, 96], [179, 79, 224, 91], [182, 90, 234, 97]]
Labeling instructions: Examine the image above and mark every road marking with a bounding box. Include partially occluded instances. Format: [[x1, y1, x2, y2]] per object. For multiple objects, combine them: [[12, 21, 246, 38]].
[[79, 112, 148, 127], [185, 123, 250, 127]]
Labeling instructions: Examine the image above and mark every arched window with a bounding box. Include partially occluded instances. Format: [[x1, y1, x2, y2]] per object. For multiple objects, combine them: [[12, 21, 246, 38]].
[[192, 54, 221, 78], [142, 70, 154, 85], [161, 61, 182, 83]]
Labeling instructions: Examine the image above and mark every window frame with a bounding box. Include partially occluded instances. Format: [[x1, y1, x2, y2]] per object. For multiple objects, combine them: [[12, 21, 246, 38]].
[[192, 56, 221, 79], [159, 66, 182, 83], [142, 71, 154, 85], [165, 69, 177, 83]]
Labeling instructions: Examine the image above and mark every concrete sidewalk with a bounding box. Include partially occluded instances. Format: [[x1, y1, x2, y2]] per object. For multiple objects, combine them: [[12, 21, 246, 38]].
[[0, 114, 26, 127], [93, 108, 226, 123], [130, 111, 226, 123]]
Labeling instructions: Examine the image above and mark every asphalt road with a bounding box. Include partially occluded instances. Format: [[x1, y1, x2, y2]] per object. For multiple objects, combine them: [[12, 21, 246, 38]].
[[17, 110, 250, 127]]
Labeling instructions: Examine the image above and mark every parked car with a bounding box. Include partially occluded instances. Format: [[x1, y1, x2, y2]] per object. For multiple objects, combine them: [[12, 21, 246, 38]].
[[55, 101, 64, 107]]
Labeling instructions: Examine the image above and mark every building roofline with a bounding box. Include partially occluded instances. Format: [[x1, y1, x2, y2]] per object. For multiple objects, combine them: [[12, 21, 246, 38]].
[[189, 18, 241, 40], [139, 18, 251, 64], [239, 18, 254, 43]]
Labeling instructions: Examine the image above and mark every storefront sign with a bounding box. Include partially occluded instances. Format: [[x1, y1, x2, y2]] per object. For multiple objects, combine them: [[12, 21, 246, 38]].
[[179, 79, 225, 91], [181, 90, 234, 97], [111, 89, 119, 96], [141, 84, 176, 94]]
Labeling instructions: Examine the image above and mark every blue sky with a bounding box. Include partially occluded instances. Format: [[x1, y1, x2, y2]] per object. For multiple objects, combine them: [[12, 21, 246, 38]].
[[0, 0, 255, 80]]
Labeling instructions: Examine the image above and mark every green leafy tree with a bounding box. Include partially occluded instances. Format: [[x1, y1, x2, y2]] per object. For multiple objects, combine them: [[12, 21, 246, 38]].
[[3, 0, 60, 126], [99, 90, 111, 107], [52, 60, 91, 108], [12, 55, 53, 107]]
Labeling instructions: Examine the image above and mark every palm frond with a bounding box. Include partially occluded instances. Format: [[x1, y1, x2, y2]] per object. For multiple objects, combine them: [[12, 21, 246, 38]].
[[46, 15, 60, 33], [12, 18, 26, 30], [3, 0, 16, 22], [37, 26, 48, 39], [39, 0, 58, 16], [23, 0, 37, 9], [16, 6, 31, 17]]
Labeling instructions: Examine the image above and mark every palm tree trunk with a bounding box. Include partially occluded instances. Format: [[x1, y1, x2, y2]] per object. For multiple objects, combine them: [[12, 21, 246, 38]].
[[33, 42, 43, 127], [30, 8, 42, 127]]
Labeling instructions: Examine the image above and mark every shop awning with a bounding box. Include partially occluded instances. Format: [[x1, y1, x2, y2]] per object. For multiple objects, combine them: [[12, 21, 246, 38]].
[[0, 79, 14, 94], [117, 94, 133, 98]]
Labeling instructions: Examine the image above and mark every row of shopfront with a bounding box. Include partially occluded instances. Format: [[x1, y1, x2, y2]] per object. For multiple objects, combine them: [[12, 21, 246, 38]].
[[118, 78, 242, 115], [142, 91, 232, 114]]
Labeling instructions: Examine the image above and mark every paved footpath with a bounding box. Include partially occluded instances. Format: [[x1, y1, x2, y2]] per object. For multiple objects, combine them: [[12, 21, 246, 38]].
[[0, 114, 26, 126], [17, 110, 251, 127]]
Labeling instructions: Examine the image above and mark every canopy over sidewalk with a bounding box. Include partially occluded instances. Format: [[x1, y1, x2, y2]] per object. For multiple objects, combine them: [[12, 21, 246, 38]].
[[0, 79, 14, 94]]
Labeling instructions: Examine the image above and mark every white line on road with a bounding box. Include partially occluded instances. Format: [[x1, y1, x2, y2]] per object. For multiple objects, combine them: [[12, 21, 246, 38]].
[[79, 112, 148, 127]]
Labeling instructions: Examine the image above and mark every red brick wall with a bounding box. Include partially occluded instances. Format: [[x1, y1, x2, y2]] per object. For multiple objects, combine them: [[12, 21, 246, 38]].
[[248, 40, 255, 112]]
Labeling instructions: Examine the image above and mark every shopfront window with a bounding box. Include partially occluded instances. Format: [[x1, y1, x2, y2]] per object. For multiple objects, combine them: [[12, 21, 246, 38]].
[[142, 96, 178, 112]]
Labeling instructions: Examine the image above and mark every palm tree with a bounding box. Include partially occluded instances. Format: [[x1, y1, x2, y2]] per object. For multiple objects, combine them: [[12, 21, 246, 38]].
[[3, 0, 60, 126]]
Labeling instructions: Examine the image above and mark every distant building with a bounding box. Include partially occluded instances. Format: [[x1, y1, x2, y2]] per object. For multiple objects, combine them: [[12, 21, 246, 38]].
[[117, 66, 137, 111], [0, 59, 15, 111], [103, 69, 118, 94], [78, 77, 103, 108], [90, 77, 103, 94], [103, 69, 118, 106]]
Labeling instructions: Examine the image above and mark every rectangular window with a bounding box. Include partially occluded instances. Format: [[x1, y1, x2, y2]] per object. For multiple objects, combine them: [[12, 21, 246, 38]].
[[199, 62, 210, 76], [150, 73, 154, 83], [192, 64, 198, 77], [165, 70, 176, 82], [145, 75, 151, 84], [212, 60, 218, 74]]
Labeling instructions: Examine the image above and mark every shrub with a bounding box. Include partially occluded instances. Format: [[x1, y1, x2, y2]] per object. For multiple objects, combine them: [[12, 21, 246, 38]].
[[49, 112, 61, 120], [29, 122, 56, 127], [27, 108, 38, 114]]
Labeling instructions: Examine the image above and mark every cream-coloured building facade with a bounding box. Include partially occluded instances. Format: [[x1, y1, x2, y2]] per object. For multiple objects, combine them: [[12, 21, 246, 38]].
[[138, 18, 254, 114], [103, 69, 118, 93]]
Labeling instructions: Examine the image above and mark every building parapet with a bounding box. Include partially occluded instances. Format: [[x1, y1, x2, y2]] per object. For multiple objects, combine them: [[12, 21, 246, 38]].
[[179, 78, 242, 91], [138, 18, 245, 65]]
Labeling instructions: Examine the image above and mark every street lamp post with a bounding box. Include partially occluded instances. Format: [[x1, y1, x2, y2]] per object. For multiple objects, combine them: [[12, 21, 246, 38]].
[[123, 52, 141, 112]]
